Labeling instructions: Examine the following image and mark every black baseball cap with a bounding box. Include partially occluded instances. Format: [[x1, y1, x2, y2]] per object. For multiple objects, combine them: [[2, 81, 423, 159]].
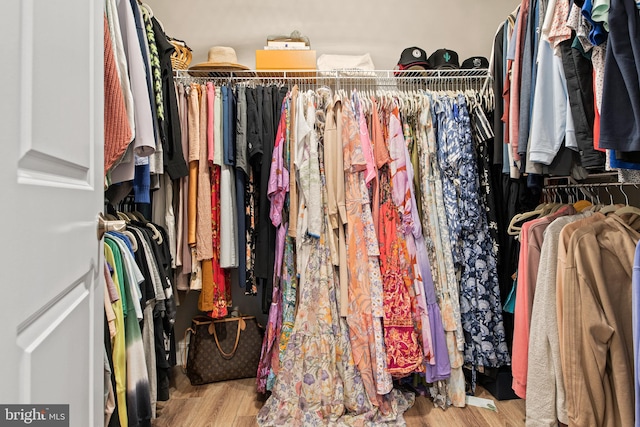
[[461, 56, 490, 69], [397, 47, 430, 70], [428, 48, 460, 69]]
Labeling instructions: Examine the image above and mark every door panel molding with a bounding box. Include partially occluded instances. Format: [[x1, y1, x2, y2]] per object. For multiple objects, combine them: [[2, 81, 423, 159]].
[[18, 149, 92, 188], [18, 0, 94, 190], [16, 268, 93, 403]]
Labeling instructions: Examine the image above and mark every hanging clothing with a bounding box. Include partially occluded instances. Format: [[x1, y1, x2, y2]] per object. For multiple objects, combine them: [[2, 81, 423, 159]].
[[353, 95, 392, 396], [104, 13, 132, 176], [220, 86, 239, 268], [417, 95, 466, 407], [274, 91, 297, 386], [110, 0, 155, 185], [257, 134, 413, 426], [104, 248, 128, 427], [434, 95, 511, 380], [195, 85, 213, 261], [387, 106, 434, 370], [377, 170, 424, 378], [632, 240, 640, 427], [257, 95, 289, 393], [104, 0, 135, 144], [151, 16, 188, 179], [157, 62, 514, 414], [389, 105, 450, 383], [560, 213, 640, 426], [599, 0, 640, 153], [104, 238, 152, 427], [526, 211, 596, 426], [511, 205, 576, 399], [342, 96, 389, 407], [236, 85, 249, 291], [324, 95, 349, 317]]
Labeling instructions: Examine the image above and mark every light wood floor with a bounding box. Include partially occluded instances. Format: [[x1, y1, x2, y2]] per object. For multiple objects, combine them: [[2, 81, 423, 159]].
[[152, 367, 525, 426]]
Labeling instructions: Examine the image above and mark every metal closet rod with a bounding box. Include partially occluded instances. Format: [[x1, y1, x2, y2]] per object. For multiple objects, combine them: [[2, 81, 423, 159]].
[[543, 180, 639, 205], [544, 181, 639, 190]]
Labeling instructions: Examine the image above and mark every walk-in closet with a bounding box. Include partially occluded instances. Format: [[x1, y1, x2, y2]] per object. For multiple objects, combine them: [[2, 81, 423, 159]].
[[2, 0, 638, 426]]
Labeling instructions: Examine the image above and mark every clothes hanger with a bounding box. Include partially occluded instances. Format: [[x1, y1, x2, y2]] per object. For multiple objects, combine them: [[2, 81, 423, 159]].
[[614, 204, 640, 216], [540, 188, 550, 206], [411, 92, 419, 116], [507, 206, 545, 236], [139, 2, 153, 16], [388, 91, 396, 111], [396, 92, 404, 116], [592, 185, 602, 210], [407, 92, 414, 116], [120, 230, 139, 252], [126, 211, 141, 221], [128, 211, 148, 223], [378, 91, 386, 110], [142, 222, 164, 245], [115, 206, 135, 222], [599, 186, 620, 214], [361, 91, 371, 116], [116, 211, 131, 222], [368, 89, 376, 114], [396, 94, 403, 113], [614, 184, 640, 216], [139, 2, 166, 32], [549, 201, 564, 214], [573, 186, 593, 212], [537, 187, 558, 215], [463, 90, 472, 108]]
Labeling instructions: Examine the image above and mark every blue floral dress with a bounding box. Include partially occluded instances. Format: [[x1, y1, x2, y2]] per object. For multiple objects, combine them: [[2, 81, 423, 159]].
[[432, 94, 511, 385]]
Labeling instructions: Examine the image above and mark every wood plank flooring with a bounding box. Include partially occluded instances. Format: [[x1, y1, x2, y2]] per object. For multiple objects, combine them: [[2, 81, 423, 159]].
[[152, 367, 525, 426]]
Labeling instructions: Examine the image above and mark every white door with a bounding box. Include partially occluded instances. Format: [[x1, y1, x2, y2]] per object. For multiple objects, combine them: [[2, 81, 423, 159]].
[[0, 1, 103, 426]]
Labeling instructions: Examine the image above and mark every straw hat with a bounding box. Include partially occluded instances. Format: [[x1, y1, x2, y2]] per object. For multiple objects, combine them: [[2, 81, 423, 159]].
[[189, 46, 249, 71]]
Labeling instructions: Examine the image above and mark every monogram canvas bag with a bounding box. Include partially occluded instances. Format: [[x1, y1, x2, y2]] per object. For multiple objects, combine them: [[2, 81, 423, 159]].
[[184, 315, 264, 385]]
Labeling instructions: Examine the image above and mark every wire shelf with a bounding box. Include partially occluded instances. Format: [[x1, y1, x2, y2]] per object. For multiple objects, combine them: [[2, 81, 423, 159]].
[[173, 68, 492, 92], [174, 68, 490, 79]]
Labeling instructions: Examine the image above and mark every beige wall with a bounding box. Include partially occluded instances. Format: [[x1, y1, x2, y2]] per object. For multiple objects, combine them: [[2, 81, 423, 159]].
[[147, 0, 518, 70]]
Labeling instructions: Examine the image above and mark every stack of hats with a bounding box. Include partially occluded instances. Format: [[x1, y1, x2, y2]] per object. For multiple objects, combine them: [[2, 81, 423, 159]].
[[396, 47, 430, 71], [396, 46, 489, 71]]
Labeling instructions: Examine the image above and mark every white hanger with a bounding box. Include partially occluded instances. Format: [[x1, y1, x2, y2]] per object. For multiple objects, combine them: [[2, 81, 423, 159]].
[[361, 91, 370, 116], [139, 2, 153, 16], [613, 185, 640, 216], [146, 223, 164, 245], [507, 207, 545, 236], [599, 186, 620, 214], [121, 230, 139, 252], [140, 2, 167, 32]]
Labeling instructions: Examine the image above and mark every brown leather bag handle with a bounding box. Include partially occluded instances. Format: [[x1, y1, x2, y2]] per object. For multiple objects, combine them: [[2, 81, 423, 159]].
[[182, 326, 195, 372], [211, 318, 242, 359]]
